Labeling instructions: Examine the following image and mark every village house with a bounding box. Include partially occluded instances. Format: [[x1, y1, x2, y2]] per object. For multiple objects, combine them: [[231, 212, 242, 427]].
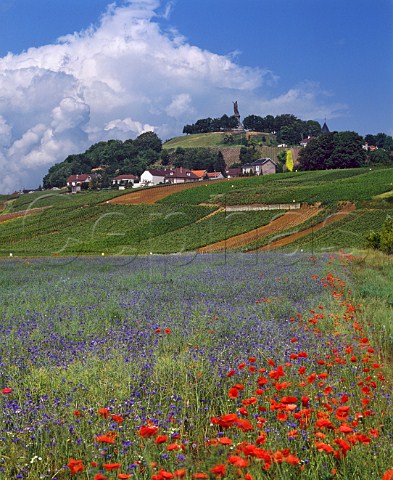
[[300, 136, 316, 147], [207, 171, 224, 180], [165, 168, 199, 184], [66, 174, 92, 193], [241, 158, 277, 176], [111, 174, 138, 189], [140, 168, 199, 186], [191, 170, 208, 180], [226, 167, 241, 178], [139, 169, 167, 186]]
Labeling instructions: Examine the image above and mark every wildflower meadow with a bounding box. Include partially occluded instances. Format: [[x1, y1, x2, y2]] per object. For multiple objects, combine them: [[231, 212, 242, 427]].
[[0, 252, 392, 480]]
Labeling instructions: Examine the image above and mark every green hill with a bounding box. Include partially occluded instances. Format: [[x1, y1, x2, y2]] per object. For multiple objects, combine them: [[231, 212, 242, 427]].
[[163, 131, 282, 163], [164, 131, 277, 148], [1, 167, 392, 256]]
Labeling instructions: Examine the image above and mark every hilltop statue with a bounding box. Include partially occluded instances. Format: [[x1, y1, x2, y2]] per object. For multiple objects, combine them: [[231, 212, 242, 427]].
[[232, 101, 243, 131]]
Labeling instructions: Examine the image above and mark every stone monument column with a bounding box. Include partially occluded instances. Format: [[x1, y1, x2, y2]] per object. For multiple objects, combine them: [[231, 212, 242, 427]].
[[232, 101, 243, 131]]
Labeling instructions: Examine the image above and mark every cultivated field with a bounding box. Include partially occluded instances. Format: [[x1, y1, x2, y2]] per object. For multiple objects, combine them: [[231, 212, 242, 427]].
[[0, 253, 392, 479], [0, 167, 393, 256]]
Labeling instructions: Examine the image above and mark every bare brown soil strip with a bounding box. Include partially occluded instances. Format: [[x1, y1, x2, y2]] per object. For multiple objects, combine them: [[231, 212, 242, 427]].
[[106, 180, 230, 205], [0, 208, 44, 224], [197, 205, 322, 253], [256, 202, 356, 251]]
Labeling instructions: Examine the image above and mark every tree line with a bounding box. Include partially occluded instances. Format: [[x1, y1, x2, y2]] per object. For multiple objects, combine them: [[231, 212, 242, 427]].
[[298, 131, 392, 170], [183, 113, 323, 145]]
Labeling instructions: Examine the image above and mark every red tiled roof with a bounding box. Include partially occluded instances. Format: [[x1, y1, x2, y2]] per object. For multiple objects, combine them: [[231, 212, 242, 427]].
[[166, 168, 199, 179], [67, 174, 91, 183], [112, 174, 138, 180], [191, 170, 207, 178]]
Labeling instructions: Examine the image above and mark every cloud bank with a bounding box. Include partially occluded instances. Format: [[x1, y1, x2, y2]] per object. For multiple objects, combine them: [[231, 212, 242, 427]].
[[0, 0, 346, 193]]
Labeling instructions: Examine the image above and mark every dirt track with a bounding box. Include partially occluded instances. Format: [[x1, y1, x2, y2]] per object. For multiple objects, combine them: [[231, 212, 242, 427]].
[[256, 202, 355, 251], [197, 205, 322, 253], [107, 181, 225, 205], [0, 208, 44, 224]]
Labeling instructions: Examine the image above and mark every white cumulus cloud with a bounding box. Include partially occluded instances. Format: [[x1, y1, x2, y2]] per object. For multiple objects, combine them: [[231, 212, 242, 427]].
[[0, 0, 346, 193]]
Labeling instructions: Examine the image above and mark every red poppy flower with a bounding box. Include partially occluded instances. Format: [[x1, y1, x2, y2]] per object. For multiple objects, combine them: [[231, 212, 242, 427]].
[[242, 396, 257, 406], [154, 469, 174, 479], [281, 396, 298, 404], [118, 475, 133, 479], [155, 435, 168, 444], [1, 388, 12, 395], [339, 424, 353, 433], [301, 396, 310, 407], [103, 463, 121, 471], [228, 387, 239, 398], [111, 414, 124, 423], [210, 464, 226, 477], [94, 474, 107, 480], [218, 437, 232, 445], [269, 365, 285, 380], [192, 474, 209, 479], [238, 407, 248, 416], [165, 328, 171, 334], [277, 413, 288, 422], [382, 469, 393, 480], [356, 434, 371, 444], [285, 454, 300, 465], [227, 455, 249, 468], [173, 470, 186, 478], [315, 442, 334, 453], [227, 369, 236, 377], [98, 407, 110, 418], [68, 458, 85, 474], [138, 425, 158, 438], [96, 434, 116, 444], [166, 443, 181, 451], [236, 418, 254, 432]]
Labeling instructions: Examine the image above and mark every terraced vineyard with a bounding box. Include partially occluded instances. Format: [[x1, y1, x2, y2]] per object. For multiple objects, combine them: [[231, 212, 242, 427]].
[[197, 205, 321, 252], [0, 167, 392, 255]]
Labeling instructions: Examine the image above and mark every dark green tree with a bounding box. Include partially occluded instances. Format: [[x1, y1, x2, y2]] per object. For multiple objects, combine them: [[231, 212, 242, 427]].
[[299, 132, 366, 170], [277, 126, 302, 145], [298, 133, 336, 170], [133, 131, 162, 152], [367, 149, 392, 166], [330, 131, 366, 169]]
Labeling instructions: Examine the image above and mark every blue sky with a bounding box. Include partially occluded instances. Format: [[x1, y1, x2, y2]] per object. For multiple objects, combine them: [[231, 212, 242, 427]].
[[0, 0, 392, 192]]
